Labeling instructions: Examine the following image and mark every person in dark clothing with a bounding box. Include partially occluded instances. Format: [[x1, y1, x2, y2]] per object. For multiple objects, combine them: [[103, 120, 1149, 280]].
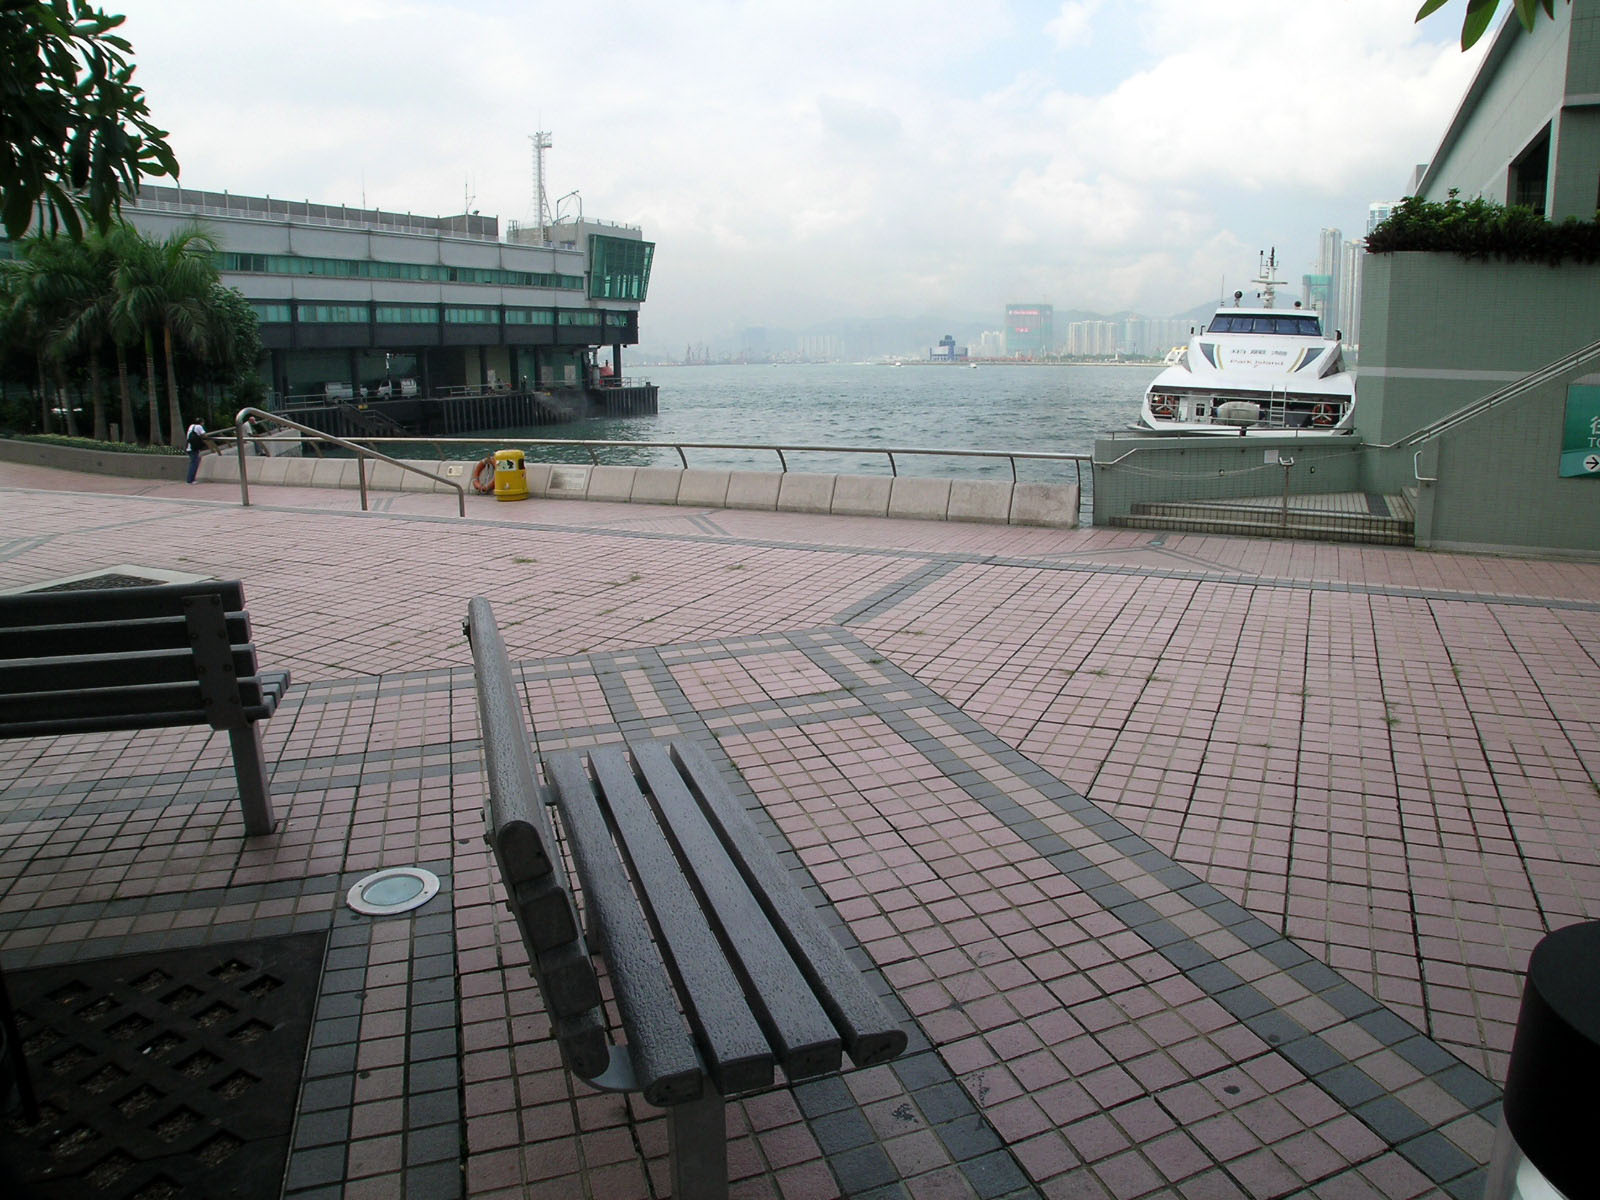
[[185, 421, 207, 483]]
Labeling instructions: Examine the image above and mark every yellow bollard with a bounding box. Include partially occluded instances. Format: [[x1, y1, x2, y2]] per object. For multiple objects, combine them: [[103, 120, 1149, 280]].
[[493, 449, 529, 502]]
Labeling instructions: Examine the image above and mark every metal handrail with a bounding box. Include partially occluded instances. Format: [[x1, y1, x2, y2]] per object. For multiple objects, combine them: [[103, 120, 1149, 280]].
[[322, 435, 1089, 486], [1388, 335, 1600, 450], [232, 407, 467, 517]]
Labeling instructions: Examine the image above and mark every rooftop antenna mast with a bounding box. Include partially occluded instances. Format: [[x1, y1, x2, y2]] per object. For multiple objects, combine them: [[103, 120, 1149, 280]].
[[529, 131, 553, 230]]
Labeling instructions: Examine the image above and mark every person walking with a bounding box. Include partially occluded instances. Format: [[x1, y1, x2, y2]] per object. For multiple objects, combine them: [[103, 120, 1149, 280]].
[[185, 420, 208, 484]]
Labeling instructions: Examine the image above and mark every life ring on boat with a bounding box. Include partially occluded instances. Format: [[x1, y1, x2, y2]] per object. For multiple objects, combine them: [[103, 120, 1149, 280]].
[[471, 455, 497, 494], [1310, 403, 1337, 427], [1151, 398, 1176, 419]]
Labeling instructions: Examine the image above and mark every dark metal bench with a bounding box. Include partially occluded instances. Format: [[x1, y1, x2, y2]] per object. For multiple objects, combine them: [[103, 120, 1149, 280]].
[[464, 596, 907, 1199], [0, 580, 290, 837]]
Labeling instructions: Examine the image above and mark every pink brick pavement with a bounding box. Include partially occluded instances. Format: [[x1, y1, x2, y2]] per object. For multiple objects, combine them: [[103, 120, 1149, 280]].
[[2, 460, 1597, 1199]]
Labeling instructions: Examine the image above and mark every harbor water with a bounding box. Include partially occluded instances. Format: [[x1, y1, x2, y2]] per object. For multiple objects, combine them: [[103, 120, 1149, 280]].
[[470, 362, 1155, 485]]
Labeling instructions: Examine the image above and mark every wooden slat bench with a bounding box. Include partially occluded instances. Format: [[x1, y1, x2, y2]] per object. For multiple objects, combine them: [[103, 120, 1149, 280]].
[[0, 580, 290, 836], [465, 596, 906, 1199]]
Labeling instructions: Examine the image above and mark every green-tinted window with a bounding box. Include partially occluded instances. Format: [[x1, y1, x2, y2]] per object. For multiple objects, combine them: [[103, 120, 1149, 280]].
[[250, 302, 291, 323], [588, 235, 654, 301], [296, 303, 370, 323], [504, 308, 556, 325], [556, 310, 601, 326], [217, 250, 582, 290], [444, 306, 497, 324], [375, 305, 437, 323]]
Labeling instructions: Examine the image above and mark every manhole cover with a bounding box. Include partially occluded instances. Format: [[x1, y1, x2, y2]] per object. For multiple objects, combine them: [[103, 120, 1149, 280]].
[[0, 931, 327, 1200]]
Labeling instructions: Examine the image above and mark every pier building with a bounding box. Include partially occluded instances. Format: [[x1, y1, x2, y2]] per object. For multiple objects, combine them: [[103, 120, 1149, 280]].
[[120, 184, 657, 434]]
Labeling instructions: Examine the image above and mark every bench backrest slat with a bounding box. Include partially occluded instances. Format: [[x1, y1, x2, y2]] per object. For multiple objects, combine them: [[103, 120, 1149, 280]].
[[585, 746, 775, 1096], [628, 740, 842, 1080], [0, 580, 245, 625], [0, 679, 275, 731], [543, 751, 703, 1105], [0, 647, 260, 694], [0, 613, 252, 659], [668, 740, 910, 1068]]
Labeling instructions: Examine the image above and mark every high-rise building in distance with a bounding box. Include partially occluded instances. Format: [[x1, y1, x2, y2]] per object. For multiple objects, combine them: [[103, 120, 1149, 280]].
[[1005, 304, 1053, 358]]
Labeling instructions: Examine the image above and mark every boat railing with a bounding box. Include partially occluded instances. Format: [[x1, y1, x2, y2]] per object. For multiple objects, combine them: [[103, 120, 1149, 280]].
[[308, 435, 1090, 487], [231, 407, 467, 517]]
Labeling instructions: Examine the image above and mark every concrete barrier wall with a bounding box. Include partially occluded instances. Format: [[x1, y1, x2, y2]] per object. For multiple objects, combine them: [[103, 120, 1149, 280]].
[[189, 453, 1081, 527], [1089, 435, 1363, 525]]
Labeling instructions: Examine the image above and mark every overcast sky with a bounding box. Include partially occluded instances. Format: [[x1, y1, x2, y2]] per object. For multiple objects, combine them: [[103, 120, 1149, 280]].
[[115, 0, 1489, 347]]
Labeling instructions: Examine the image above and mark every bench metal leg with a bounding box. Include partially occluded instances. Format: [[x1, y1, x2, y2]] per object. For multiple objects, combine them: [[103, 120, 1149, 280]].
[[669, 1087, 728, 1200], [228, 724, 277, 836]]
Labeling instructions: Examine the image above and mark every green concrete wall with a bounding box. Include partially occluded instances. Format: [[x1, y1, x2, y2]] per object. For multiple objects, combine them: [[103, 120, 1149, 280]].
[[1356, 253, 1600, 446], [1414, 369, 1600, 555], [0, 438, 185, 480], [1091, 435, 1363, 523]]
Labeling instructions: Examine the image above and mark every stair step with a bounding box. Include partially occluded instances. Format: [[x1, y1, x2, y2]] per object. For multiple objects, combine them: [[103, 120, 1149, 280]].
[[1132, 501, 1411, 533], [1115, 513, 1412, 545]]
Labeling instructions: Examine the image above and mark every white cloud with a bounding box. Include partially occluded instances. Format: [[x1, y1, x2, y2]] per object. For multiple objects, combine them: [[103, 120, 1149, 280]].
[[115, 0, 1488, 344], [1046, 0, 1102, 50]]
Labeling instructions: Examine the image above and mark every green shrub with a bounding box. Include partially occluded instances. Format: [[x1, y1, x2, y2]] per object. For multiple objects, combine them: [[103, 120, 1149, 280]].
[[1366, 192, 1600, 265]]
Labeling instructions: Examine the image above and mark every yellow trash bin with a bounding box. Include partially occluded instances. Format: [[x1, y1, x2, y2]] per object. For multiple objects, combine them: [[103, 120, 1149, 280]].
[[493, 449, 529, 502]]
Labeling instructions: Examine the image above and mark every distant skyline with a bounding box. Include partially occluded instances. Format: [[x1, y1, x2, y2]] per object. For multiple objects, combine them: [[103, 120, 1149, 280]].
[[114, 1, 1490, 348]]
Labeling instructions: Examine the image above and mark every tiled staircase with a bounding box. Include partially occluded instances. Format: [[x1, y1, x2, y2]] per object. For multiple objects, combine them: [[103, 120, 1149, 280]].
[[1113, 491, 1415, 545]]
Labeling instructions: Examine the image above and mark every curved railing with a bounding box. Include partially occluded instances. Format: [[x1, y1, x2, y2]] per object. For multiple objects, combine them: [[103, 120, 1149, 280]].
[[232, 408, 467, 516]]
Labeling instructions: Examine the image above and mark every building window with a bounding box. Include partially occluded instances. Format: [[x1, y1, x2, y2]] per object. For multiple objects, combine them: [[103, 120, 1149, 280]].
[[444, 306, 497, 324], [217, 251, 583, 290], [504, 308, 556, 325], [556, 310, 601, 326], [249, 302, 291, 323], [587, 235, 654, 302], [1510, 127, 1550, 215], [295, 303, 370, 323], [375, 305, 437, 323]]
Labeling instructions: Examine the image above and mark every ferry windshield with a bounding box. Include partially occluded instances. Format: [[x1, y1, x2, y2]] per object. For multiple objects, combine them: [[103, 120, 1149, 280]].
[[1207, 314, 1322, 336]]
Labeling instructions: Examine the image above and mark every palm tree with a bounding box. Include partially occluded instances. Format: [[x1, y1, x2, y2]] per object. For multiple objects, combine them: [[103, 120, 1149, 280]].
[[103, 224, 148, 442], [111, 229, 170, 444], [0, 264, 48, 433], [3, 236, 85, 435], [52, 233, 121, 441], [153, 225, 220, 445]]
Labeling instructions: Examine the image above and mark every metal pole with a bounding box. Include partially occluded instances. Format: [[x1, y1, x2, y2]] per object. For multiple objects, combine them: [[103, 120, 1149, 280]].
[[1279, 455, 1295, 535], [357, 456, 369, 511], [236, 423, 252, 508]]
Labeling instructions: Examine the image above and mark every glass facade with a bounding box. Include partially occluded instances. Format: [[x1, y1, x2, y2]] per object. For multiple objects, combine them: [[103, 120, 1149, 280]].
[[588, 235, 654, 302], [504, 308, 555, 325], [375, 305, 437, 323], [218, 251, 583, 291], [296, 303, 370, 323], [444, 307, 497, 324], [250, 302, 292, 323], [557, 311, 601, 326]]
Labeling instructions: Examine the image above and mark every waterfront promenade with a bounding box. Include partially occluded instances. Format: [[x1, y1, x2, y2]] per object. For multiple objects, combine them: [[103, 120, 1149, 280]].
[[1, 459, 1596, 1199]]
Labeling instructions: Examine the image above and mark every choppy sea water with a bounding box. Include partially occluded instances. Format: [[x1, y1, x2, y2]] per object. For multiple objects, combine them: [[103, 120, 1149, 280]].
[[474, 362, 1155, 488]]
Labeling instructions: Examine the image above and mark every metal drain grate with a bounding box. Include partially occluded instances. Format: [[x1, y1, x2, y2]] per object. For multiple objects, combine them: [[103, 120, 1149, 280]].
[[29, 574, 171, 592], [0, 931, 327, 1199]]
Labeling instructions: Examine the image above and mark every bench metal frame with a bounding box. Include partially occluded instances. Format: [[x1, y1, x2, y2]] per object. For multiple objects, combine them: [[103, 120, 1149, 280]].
[[466, 596, 906, 1200], [0, 580, 290, 836]]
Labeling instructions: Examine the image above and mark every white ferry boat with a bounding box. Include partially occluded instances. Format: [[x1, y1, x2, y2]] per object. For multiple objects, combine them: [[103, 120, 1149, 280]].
[[1139, 250, 1355, 436]]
